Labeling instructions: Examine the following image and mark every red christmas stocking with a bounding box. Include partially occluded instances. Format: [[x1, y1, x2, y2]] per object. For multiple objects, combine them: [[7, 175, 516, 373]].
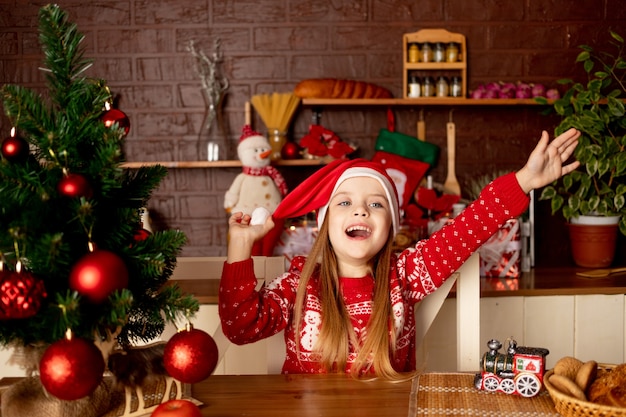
[[372, 151, 430, 210]]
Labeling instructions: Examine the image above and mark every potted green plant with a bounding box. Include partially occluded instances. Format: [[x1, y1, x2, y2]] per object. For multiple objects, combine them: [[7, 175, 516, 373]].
[[538, 30, 626, 267]]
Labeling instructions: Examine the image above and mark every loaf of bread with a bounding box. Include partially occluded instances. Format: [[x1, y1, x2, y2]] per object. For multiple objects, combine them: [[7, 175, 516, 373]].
[[294, 78, 393, 99]]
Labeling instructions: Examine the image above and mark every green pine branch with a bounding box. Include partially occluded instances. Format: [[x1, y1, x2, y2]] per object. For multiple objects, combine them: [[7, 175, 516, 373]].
[[38, 4, 94, 109]]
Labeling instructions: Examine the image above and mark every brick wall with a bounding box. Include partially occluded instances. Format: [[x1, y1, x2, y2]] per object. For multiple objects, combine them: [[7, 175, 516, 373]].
[[1, 0, 624, 264]]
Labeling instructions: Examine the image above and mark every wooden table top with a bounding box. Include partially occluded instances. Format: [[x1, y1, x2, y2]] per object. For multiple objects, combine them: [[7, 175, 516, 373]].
[[189, 372, 559, 416], [1, 375, 406, 416], [191, 373, 413, 416], [1, 373, 560, 416]]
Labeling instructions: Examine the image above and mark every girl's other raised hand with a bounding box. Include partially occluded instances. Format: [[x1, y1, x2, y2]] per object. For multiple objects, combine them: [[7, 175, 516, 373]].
[[515, 128, 580, 194]]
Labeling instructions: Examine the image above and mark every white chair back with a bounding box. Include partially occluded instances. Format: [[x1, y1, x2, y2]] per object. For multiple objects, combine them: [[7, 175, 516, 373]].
[[414, 253, 480, 371]]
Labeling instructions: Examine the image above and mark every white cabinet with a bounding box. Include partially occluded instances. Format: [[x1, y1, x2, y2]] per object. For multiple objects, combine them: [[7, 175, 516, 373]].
[[418, 294, 626, 372]]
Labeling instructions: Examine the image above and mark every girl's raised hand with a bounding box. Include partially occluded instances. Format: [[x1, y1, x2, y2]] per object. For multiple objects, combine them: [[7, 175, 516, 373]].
[[516, 128, 580, 194], [226, 210, 275, 263]]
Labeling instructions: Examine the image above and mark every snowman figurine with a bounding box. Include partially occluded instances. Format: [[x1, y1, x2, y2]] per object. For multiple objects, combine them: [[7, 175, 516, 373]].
[[224, 125, 288, 255]]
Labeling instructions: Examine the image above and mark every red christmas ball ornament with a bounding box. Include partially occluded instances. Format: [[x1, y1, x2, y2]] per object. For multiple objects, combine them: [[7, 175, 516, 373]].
[[134, 228, 152, 242], [39, 335, 105, 401], [0, 269, 47, 320], [58, 173, 93, 199], [102, 108, 130, 135], [1, 134, 29, 162], [281, 141, 301, 160], [163, 326, 218, 384], [69, 250, 129, 303], [151, 399, 202, 417]]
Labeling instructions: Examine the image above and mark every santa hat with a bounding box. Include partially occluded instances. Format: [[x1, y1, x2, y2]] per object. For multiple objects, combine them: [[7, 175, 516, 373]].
[[273, 158, 400, 235], [239, 124, 263, 143]]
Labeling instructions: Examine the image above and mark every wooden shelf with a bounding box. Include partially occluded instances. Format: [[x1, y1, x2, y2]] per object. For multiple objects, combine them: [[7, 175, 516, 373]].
[[402, 29, 467, 99], [302, 98, 549, 106], [120, 159, 328, 169], [404, 62, 467, 70]]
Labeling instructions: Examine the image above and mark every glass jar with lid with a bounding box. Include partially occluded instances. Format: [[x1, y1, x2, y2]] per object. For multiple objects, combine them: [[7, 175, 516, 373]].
[[436, 76, 449, 97], [408, 74, 421, 98], [450, 76, 463, 97], [408, 43, 419, 63], [433, 42, 445, 62], [422, 76, 435, 97], [419, 42, 433, 63], [446, 42, 459, 62]]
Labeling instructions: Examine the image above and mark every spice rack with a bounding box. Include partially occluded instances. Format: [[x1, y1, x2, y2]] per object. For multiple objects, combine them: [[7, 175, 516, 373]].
[[402, 29, 467, 99]]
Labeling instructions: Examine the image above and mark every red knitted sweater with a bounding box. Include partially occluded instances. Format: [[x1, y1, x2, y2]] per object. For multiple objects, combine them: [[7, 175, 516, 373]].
[[219, 173, 529, 374]]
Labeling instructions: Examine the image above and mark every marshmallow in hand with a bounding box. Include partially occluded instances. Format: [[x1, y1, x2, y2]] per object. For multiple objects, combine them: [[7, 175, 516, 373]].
[[250, 207, 271, 225]]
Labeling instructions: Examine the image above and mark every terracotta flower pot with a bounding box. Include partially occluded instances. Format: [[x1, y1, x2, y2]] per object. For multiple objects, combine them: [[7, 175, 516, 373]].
[[567, 216, 620, 268]]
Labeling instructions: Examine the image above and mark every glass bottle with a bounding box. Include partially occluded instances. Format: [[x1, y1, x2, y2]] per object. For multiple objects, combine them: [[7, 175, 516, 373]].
[[433, 42, 445, 62], [268, 129, 287, 161], [408, 75, 421, 98], [198, 91, 229, 161], [422, 76, 435, 97], [436, 76, 449, 97], [419, 43, 433, 63], [408, 43, 419, 63], [450, 76, 463, 97], [446, 42, 459, 62]]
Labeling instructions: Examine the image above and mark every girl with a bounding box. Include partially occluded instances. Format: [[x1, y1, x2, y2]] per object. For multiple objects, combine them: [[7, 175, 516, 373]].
[[219, 128, 580, 380]]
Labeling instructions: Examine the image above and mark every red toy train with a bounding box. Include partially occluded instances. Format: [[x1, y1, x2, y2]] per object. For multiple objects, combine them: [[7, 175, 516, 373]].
[[474, 338, 549, 397]]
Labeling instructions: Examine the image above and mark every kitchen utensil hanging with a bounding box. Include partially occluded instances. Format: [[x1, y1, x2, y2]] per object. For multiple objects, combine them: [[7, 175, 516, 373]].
[[443, 110, 461, 195]]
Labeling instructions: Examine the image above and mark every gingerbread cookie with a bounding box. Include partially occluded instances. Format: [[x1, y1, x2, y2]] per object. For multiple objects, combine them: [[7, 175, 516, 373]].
[[549, 373, 587, 401], [554, 356, 584, 380], [575, 360, 598, 392]]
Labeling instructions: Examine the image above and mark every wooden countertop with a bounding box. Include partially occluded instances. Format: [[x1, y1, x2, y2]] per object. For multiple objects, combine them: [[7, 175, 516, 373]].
[[172, 267, 626, 304], [0, 374, 413, 417], [481, 267, 626, 297], [192, 373, 413, 416]]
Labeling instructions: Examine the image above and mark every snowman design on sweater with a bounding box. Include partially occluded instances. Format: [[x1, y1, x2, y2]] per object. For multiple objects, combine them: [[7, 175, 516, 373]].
[[300, 301, 321, 352]]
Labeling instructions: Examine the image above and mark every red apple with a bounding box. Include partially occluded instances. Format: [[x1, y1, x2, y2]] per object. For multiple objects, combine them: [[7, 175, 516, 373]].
[[151, 399, 202, 417]]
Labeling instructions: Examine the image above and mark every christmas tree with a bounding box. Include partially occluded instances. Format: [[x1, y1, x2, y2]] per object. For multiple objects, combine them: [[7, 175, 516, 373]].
[[0, 2, 197, 365]]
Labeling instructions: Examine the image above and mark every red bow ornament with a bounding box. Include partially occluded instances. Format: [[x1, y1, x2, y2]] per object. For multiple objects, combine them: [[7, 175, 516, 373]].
[[300, 125, 355, 159]]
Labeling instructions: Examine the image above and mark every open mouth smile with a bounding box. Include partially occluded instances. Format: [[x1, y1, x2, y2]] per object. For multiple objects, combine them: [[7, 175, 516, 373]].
[[345, 225, 372, 238]]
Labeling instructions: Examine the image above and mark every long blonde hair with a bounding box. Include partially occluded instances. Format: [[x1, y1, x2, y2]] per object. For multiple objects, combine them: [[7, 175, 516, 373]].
[[293, 218, 403, 380]]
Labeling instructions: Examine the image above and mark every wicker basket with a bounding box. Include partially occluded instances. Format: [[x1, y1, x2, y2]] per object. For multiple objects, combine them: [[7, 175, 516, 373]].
[[543, 365, 626, 417]]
